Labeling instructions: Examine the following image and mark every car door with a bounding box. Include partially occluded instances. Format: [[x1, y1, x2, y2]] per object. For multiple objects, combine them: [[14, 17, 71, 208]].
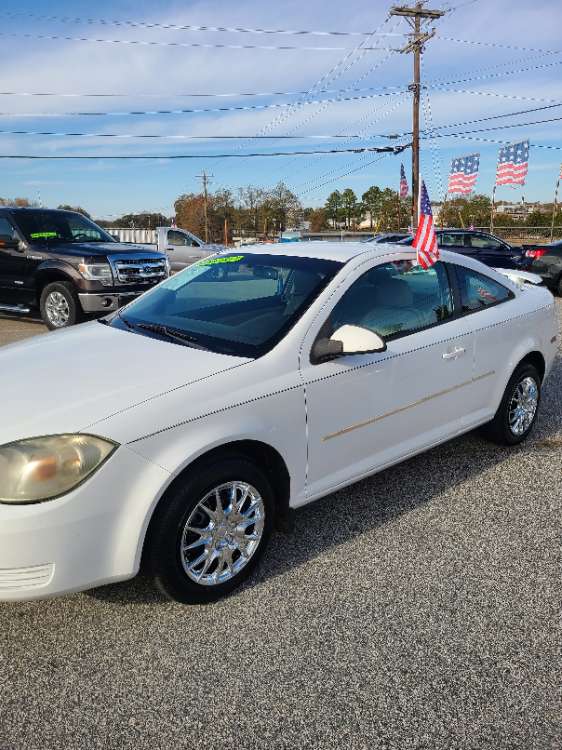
[[0, 216, 29, 305], [467, 233, 516, 268], [300, 255, 479, 501], [450, 262, 519, 417]]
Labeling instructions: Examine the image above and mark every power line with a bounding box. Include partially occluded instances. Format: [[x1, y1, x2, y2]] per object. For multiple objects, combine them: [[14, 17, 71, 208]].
[[438, 35, 562, 56], [2, 102, 560, 146], [300, 153, 390, 195], [0, 11, 401, 38], [0, 128, 392, 140], [0, 144, 410, 160], [0, 31, 395, 52], [422, 114, 562, 138], [0, 53, 556, 104], [0, 90, 407, 119], [424, 132, 562, 151]]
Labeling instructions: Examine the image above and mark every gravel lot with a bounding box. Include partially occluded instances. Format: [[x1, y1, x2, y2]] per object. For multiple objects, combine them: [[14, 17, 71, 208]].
[[0, 304, 560, 750]]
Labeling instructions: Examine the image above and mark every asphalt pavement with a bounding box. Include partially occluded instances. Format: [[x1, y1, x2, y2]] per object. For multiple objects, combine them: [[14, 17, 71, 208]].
[[0, 305, 560, 750]]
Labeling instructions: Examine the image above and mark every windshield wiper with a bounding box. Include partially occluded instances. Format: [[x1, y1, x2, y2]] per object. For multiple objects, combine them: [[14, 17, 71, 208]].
[[135, 322, 209, 350]]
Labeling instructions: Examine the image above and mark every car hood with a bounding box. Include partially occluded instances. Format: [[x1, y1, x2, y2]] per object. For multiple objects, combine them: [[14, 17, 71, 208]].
[[0, 322, 249, 445], [32, 241, 166, 259]]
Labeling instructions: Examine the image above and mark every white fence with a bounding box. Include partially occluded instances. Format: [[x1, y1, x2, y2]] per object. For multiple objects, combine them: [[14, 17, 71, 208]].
[[107, 228, 157, 244]]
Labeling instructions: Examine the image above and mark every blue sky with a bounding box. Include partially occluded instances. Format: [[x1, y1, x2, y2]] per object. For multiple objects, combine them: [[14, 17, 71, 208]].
[[1, 0, 561, 219]]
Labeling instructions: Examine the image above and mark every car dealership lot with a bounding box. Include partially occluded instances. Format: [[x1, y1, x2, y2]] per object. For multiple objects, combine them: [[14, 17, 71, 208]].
[[0, 304, 560, 750]]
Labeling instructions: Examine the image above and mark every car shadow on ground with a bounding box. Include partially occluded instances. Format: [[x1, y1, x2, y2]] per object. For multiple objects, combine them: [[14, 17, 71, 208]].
[[88, 360, 561, 607]]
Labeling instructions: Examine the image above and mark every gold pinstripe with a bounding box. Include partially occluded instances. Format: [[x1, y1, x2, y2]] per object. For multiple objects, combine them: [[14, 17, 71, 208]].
[[322, 371, 495, 442]]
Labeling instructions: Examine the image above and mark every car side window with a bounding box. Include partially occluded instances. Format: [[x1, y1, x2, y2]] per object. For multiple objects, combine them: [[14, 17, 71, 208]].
[[438, 233, 462, 247], [454, 266, 512, 312], [169, 230, 198, 247], [468, 234, 504, 251], [0, 217, 15, 237], [329, 260, 454, 340]]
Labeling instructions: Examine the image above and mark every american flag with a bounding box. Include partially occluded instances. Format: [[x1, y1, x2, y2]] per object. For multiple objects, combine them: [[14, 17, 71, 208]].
[[496, 140, 530, 186], [399, 163, 409, 198], [413, 181, 440, 270], [447, 153, 480, 194], [559, 163, 562, 180], [171, 216, 177, 228]]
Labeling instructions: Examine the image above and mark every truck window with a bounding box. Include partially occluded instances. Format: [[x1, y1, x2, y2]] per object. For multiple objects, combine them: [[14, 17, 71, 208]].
[[169, 230, 199, 247]]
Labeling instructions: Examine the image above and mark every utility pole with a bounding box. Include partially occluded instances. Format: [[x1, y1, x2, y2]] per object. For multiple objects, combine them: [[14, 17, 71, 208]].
[[197, 170, 213, 242], [390, 2, 444, 229]]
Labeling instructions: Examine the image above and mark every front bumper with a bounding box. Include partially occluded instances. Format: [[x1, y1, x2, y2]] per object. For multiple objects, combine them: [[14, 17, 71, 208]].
[[78, 291, 141, 314], [0, 445, 170, 601]]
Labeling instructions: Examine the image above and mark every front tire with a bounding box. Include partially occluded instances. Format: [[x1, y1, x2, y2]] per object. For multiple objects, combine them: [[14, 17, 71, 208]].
[[146, 457, 275, 604], [481, 363, 541, 445], [40, 281, 83, 329]]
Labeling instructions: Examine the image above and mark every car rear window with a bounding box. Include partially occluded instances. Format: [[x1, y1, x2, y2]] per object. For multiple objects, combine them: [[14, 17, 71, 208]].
[[454, 266, 512, 312]]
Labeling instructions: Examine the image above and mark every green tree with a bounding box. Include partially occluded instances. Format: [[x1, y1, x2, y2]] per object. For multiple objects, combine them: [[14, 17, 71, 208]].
[[57, 204, 91, 218], [341, 188, 359, 229], [440, 194, 493, 228], [324, 191, 343, 228], [361, 186, 383, 229]]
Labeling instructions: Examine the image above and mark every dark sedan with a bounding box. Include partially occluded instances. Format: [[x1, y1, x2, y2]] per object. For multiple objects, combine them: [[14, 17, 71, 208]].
[[523, 240, 562, 294], [394, 229, 527, 270]]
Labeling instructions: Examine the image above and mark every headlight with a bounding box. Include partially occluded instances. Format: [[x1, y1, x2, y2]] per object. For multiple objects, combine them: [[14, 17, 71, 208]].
[[0, 435, 117, 504], [78, 262, 113, 286]]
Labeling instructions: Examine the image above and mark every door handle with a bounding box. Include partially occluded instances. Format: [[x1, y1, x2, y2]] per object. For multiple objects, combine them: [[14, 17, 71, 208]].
[[442, 346, 466, 360]]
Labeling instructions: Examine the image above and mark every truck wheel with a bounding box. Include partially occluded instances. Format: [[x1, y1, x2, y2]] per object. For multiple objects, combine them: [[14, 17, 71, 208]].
[[556, 274, 562, 297], [40, 281, 83, 329]]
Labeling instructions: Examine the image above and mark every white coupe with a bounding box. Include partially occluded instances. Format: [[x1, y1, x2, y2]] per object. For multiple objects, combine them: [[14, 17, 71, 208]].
[[0, 243, 557, 603]]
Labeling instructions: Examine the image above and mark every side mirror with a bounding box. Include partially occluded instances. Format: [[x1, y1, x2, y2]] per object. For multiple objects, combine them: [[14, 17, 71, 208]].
[[332, 324, 386, 355], [311, 324, 386, 364], [0, 234, 20, 250], [110, 234, 120, 242]]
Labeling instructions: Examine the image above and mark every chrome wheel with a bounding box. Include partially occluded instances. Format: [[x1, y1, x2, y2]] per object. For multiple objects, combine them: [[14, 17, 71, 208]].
[[508, 376, 539, 436], [180, 481, 265, 587], [45, 291, 70, 327]]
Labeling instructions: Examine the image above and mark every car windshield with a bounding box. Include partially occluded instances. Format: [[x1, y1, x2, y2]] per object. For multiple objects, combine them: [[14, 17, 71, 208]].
[[113, 253, 342, 358], [13, 210, 114, 244]]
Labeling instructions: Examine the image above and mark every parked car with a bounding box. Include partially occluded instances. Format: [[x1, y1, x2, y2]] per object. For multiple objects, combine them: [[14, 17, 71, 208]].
[[0, 208, 169, 329], [109, 225, 225, 272], [522, 240, 562, 294], [364, 232, 411, 244], [395, 229, 527, 270], [0, 243, 557, 604]]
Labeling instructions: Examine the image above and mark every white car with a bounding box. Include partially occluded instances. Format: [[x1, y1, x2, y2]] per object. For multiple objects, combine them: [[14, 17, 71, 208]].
[[0, 243, 557, 604]]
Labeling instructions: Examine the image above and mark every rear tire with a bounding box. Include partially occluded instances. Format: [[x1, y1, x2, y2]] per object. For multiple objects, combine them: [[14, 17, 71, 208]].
[[146, 457, 275, 604], [40, 281, 83, 329], [481, 363, 541, 446], [556, 274, 562, 297]]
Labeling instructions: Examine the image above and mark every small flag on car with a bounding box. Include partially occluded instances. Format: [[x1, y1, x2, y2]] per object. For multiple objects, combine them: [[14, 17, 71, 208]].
[[413, 181, 440, 270], [399, 163, 409, 198], [171, 216, 177, 228]]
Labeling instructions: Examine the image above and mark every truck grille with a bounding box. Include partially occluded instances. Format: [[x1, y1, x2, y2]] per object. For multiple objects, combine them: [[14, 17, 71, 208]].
[[112, 256, 168, 285]]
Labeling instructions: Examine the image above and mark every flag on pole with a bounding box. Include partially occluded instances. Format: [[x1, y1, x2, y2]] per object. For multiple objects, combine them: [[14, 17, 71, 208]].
[[413, 181, 440, 269], [495, 140, 530, 186], [171, 216, 177, 228], [399, 163, 409, 198], [447, 153, 480, 194], [559, 162, 562, 180]]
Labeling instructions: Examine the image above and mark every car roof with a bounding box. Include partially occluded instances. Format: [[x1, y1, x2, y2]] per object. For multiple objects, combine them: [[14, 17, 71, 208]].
[[0, 207, 76, 214], [236, 241, 390, 263]]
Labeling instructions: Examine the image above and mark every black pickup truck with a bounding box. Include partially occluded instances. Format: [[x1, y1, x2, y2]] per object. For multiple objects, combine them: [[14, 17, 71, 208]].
[[0, 207, 169, 329]]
